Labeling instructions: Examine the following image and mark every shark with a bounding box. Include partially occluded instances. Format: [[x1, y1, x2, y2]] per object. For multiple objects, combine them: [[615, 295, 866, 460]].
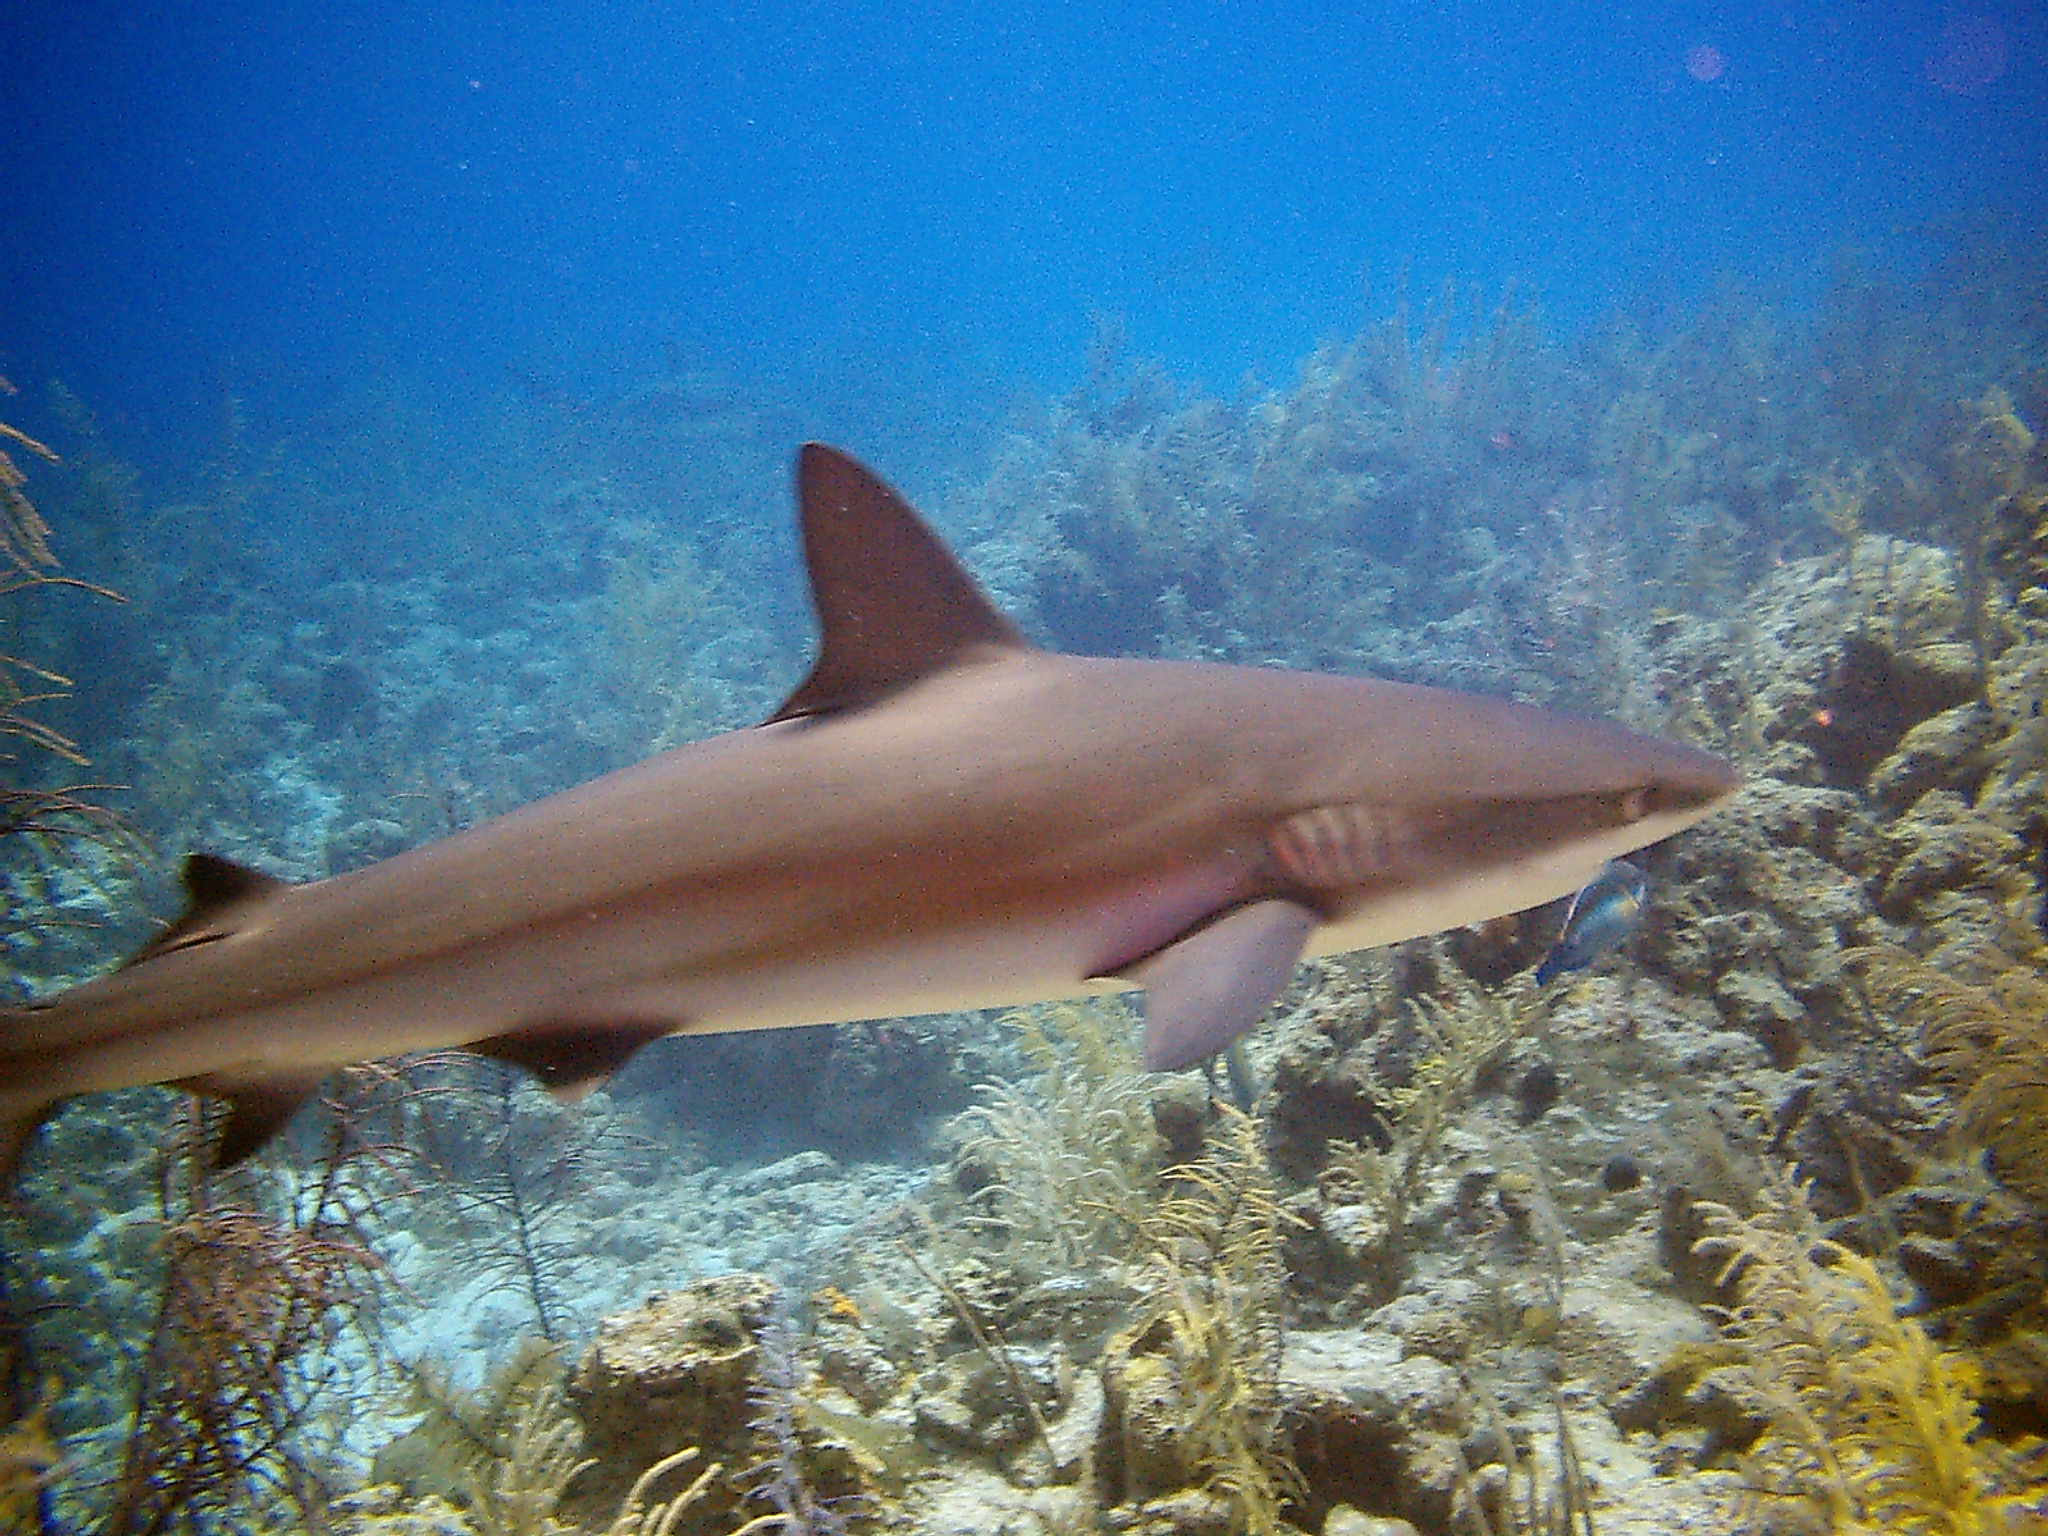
[[0, 444, 1739, 1175]]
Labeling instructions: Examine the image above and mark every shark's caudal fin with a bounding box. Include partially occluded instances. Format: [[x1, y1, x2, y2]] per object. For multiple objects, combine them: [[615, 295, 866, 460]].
[[769, 443, 1031, 722]]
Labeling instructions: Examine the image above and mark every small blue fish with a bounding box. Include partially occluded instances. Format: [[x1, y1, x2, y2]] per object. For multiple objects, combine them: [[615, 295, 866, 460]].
[[1534, 859, 1648, 985]]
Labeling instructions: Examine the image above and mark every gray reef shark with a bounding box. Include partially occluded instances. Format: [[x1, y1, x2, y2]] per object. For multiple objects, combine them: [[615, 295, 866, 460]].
[[0, 444, 1739, 1174]]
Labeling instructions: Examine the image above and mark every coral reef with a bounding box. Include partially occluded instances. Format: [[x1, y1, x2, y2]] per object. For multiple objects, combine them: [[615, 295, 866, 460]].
[[9, 246, 2048, 1536]]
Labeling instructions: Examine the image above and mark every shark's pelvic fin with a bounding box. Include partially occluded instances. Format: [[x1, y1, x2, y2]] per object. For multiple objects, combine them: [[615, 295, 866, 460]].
[[470, 1017, 676, 1098], [181, 1069, 330, 1169], [1123, 899, 1320, 1071], [769, 442, 1030, 723]]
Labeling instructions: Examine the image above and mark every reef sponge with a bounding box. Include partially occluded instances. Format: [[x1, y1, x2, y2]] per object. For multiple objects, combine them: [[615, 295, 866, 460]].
[[1696, 1168, 2048, 1534]]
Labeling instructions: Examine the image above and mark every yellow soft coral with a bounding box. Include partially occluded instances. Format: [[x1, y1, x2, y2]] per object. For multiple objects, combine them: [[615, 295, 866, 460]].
[[1697, 1170, 2048, 1535], [0, 1383, 60, 1532], [1852, 947, 2048, 1206]]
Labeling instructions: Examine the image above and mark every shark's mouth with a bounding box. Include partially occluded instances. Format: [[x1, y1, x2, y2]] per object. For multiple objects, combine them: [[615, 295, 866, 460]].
[[1268, 785, 1711, 908]]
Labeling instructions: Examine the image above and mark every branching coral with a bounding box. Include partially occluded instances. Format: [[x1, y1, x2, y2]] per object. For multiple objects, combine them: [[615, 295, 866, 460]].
[[0, 405, 60, 583], [734, 1290, 859, 1536], [598, 538, 786, 753], [380, 1337, 736, 1536], [1695, 1167, 2048, 1534], [1954, 385, 2048, 616], [422, 1066, 595, 1343], [1316, 960, 1527, 1264], [0, 383, 136, 952], [380, 1337, 570, 1513], [383, 1348, 728, 1536], [605, 1447, 720, 1536], [463, 1384, 594, 1536]]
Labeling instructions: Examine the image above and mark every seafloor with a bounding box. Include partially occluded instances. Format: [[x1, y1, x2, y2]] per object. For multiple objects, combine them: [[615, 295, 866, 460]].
[[3, 260, 2048, 1535]]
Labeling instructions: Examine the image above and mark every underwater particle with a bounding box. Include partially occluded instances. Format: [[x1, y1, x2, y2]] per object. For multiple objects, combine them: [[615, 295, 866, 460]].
[[1513, 1060, 1563, 1124], [1534, 859, 1647, 984], [1600, 1154, 1643, 1193], [1685, 42, 1726, 82], [1925, 9, 2007, 94]]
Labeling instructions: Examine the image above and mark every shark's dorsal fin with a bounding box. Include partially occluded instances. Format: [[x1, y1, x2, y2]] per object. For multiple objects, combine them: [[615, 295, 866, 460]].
[[128, 853, 291, 965], [768, 443, 1029, 723]]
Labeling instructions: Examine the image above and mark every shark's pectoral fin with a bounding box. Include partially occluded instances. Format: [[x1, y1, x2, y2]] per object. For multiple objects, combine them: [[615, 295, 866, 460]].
[[1121, 899, 1318, 1072], [471, 1018, 674, 1099]]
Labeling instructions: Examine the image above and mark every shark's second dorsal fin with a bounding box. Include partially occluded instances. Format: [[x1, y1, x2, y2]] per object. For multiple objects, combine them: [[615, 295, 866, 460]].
[[127, 853, 290, 965], [768, 443, 1029, 723]]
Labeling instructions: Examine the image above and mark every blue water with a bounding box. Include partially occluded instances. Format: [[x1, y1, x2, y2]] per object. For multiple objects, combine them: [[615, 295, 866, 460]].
[[5, 5, 2048, 1527], [5, 0, 2043, 455]]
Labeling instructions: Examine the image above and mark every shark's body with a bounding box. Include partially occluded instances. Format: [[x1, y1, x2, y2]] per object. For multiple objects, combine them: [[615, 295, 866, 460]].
[[0, 445, 1739, 1170]]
